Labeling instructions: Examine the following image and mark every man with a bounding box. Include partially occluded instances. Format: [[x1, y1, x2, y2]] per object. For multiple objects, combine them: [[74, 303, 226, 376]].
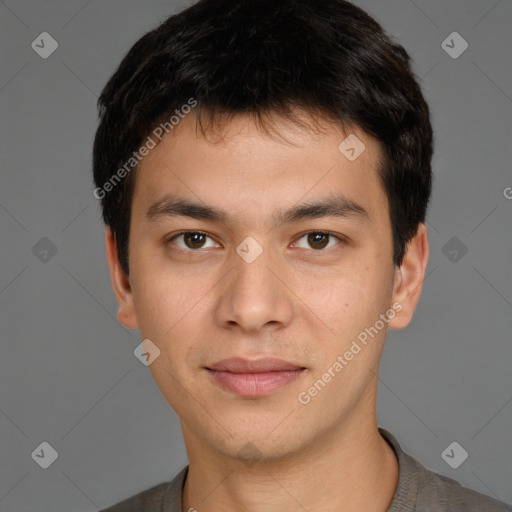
[[93, 0, 512, 510]]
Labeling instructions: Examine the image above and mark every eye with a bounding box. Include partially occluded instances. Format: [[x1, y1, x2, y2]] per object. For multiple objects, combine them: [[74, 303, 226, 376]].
[[166, 230, 344, 252], [292, 231, 343, 251], [166, 231, 220, 251]]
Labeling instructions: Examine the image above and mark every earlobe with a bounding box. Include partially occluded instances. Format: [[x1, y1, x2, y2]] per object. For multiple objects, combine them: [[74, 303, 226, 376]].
[[105, 227, 139, 330], [389, 223, 429, 330]]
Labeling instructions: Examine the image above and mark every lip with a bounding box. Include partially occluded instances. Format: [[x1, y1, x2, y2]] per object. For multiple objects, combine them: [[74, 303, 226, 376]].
[[205, 357, 307, 397], [207, 357, 305, 373]]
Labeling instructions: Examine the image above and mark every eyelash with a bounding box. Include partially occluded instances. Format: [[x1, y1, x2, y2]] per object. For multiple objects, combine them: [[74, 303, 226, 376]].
[[165, 230, 346, 253]]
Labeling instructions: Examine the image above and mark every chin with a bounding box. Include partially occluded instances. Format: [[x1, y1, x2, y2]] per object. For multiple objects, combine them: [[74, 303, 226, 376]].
[[197, 411, 312, 462]]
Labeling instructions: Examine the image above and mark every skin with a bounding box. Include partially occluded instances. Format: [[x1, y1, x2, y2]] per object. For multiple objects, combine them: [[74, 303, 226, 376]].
[[105, 110, 429, 512]]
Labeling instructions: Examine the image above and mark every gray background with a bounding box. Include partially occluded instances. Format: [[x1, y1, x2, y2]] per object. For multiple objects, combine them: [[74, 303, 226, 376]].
[[0, 0, 511, 510]]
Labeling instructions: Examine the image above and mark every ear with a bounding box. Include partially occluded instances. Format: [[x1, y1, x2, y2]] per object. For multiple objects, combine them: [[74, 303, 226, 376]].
[[389, 223, 429, 329], [105, 227, 139, 329]]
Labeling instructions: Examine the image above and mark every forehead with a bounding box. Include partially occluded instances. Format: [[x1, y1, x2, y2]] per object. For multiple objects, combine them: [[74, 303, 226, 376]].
[[131, 111, 389, 229]]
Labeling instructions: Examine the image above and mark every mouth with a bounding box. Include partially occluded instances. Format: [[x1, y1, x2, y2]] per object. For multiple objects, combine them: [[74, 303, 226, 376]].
[[205, 357, 307, 397]]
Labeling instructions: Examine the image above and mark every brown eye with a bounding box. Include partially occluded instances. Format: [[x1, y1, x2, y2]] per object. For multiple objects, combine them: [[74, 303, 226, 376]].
[[168, 231, 218, 251], [307, 232, 330, 250], [183, 232, 207, 249], [293, 231, 342, 251]]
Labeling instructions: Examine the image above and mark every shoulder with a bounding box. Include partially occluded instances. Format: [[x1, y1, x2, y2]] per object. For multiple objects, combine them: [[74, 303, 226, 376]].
[[99, 481, 169, 512], [99, 467, 188, 512], [379, 427, 511, 512], [416, 465, 512, 512]]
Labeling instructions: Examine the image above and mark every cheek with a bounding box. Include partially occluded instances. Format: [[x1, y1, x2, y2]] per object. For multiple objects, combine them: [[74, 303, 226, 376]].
[[131, 267, 214, 364], [131, 269, 183, 341], [303, 261, 392, 344], [131, 273, 202, 399]]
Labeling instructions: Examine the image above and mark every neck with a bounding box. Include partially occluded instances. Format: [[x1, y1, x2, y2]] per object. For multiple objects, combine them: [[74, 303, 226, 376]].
[[181, 410, 398, 512]]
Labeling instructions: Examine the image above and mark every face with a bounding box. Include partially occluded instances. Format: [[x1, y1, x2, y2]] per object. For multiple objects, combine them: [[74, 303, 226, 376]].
[[106, 111, 428, 462]]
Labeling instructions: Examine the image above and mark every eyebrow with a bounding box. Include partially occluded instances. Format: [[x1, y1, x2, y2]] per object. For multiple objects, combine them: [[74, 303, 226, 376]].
[[145, 194, 370, 226]]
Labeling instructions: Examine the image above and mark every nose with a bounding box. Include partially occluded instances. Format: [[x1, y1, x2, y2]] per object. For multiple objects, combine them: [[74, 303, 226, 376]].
[[214, 241, 294, 335]]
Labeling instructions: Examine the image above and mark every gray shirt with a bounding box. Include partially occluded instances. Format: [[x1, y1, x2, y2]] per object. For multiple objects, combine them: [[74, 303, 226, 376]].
[[100, 427, 511, 511]]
